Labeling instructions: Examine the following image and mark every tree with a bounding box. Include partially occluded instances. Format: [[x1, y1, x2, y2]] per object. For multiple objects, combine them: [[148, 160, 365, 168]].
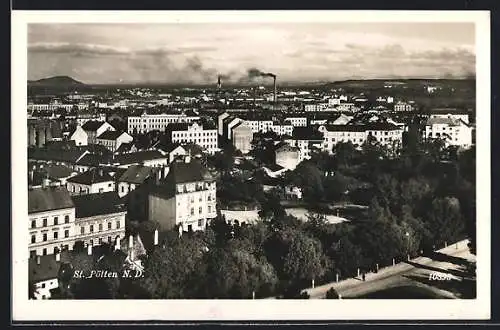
[[291, 161, 325, 203], [325, 287, 339, 299], [204, 247, 278, 298], [283, 232, 330, 285], [422, 197, 465, 247]]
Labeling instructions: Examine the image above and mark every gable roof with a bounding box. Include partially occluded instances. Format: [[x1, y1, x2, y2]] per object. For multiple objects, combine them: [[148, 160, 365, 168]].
[[426, 117, 467, 126], [72, 192, 126, 218], [28, 186, 74, 214], [28, 147, 87, 164], [97, 130, 127, 140], [82, 120, 107, 132], [75, 153, 113, 167], [114, 150, 167, 165], [117, 165, 156, 184], [66, 167, 114, 185]]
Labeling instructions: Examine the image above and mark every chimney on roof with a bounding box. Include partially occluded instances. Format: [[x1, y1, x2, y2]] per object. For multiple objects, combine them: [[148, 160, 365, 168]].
[[55, 251, 61, 262], [154, 229, 159, 246], [185, 150, 191, 164], [115, 237, 120, 250], [87, 243, 92, 255], [129, 235, 133, 249], [36, 255, 41, 265]]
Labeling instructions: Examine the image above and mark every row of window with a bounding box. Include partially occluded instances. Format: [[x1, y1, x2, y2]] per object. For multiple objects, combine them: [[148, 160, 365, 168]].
[[173, 132, 217, 138], [31, 230, 70, 243], [31, 215, 70, 229], [80, 220, 121, 235]]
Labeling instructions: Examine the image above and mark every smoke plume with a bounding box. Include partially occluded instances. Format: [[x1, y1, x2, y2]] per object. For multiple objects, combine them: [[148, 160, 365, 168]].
[[247, 68, 276, 79]]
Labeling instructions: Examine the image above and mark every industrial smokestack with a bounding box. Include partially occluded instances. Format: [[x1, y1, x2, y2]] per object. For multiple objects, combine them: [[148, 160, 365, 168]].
[[273, 76, 277, 104], [217, 75, 222, 89]]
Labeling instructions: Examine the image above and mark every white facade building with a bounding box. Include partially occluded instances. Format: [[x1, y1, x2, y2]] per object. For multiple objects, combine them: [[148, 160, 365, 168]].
[[424, 117, 472, 148], [284, 117, 308, 127], [69, 126, 88, 146], [168, 122, 218, 155], [127, 112, 200, 134]]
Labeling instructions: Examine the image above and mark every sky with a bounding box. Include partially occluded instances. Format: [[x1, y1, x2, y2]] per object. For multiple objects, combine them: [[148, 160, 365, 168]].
[[27, 23, 476, 85]]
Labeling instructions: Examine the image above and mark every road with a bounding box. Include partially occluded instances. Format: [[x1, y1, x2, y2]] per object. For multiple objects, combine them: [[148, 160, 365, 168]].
[[304, 240, 475, 299]]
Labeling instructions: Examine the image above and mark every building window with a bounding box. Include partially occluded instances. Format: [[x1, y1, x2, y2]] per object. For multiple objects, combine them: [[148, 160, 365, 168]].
[[99, 237, 103, 244], [121, 186, 124, 193], [208, 206, 212, 213], [99, 188, 104, 193], [31, 220, 36, 229], [31, 235, 36, 244], [53, 217, 58, 225], [64, 230, 69, 238], [54, 232, 58, 239], [42, 248, 47, 256], [65, 215, 69, 224], [190, 208, 194, 216], [99, 223, 103, 232], [199, 206, 202, 214], [90, 225, 94, 233], [198, 219, 204, 227], [116, 221, 120, 229], [81, 226, 85, 235], [108, 222, 112, 230], [42, 218, 47, 227], [43, 233, 47, 242]]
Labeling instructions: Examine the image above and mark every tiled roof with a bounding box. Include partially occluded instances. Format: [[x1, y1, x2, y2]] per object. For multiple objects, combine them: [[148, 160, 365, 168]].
[[291, 127, 323, 140], [28, 147, 87, 164], [72, 192, 126, 218], [117, 165, 156, 184], [97, 130, 125, 140], [167, 160, 213, 184], [166, 123, 190, 131], [76, 153, 113, 166], [114, 150, 166, 165], [28, 186, 74, 214], [66, 167, 114, 185], [29, 252, 71, 283], [82, 120, 106, 132], [426, 117, 465, 126]]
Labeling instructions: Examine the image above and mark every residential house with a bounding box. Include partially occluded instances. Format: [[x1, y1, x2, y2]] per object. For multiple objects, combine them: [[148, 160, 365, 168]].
[[424, 117, 473, 148], [127, 111, 200, 134], [147, 158, 217, 232], [69, 125, 88, 146], [81, 121, 115, 144], [114, 150, 169, 168], [28, 186, 76, 257], [66, 167, 115, 195], [231, 122, 253, 154], [283, 127, 324, 162], [96, 130, 133, 152], [71, 192, 127, 248]]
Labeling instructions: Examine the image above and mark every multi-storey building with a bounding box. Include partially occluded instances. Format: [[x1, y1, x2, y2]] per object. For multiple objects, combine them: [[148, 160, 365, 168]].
[[319, 123, 404, 153], [166, 122, 218, 155], [283, 127, 324, 162], [232, 122, 253, 154], [271, 122, 294, 136], [96, 130, 133, 152], [424, 117, 473, 148], [284, 117, 308, 127], [28, 186, 76, 257], [127, 112, 200, 134], [72, 192, 127, 248], [393, 101, 414, 112], [244, 119, 274, 133], [147, 158, 217, 232], [66, 168, 115, 195], [428, 108, 470, 124]]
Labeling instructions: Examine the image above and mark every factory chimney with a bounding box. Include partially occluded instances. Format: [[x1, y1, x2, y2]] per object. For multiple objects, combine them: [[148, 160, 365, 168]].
[[217, 75, 222, 89], [273, 76, 277, 104]]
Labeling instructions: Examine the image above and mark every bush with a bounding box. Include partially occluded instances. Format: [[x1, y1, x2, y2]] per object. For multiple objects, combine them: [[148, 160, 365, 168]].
[[325, 287, 339, 299]]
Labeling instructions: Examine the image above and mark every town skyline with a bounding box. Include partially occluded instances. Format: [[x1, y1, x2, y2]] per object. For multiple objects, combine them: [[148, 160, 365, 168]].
[[28, 22, 476, 85]]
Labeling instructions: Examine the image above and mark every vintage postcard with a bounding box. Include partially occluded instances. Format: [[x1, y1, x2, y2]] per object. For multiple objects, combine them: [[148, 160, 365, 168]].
[[11, 10, 490, 321]]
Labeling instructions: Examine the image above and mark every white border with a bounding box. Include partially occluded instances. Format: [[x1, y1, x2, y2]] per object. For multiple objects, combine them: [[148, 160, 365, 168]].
[[11, 10, 491, 321]]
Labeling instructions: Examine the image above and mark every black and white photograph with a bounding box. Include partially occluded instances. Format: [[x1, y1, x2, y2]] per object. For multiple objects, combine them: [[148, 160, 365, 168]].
[[12, 10, 491, 321]]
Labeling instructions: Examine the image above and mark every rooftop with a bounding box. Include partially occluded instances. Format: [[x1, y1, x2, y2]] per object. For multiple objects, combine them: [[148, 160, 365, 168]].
[[82, 120, 107, 132], [426, 117, 467, 126], [28, 186, 74, 214], [114, 150, 167, 165], [66, 167, 114, 185], [97, 130, 128, 140], [291, 127, 323, 140], [117, 165, 156, 184], [72, 191, 126, 218]]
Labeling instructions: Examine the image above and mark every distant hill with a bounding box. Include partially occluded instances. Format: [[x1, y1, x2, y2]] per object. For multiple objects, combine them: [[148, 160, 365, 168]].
[[28, 76, 85, 87]]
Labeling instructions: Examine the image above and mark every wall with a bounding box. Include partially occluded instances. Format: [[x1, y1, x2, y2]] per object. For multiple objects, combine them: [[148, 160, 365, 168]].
[[70, 126, 88, 146], [148, 194, 176, 231], [29, 207, 76, 256], [66, 181, 115, 195], [74, 212, 126, 247]]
